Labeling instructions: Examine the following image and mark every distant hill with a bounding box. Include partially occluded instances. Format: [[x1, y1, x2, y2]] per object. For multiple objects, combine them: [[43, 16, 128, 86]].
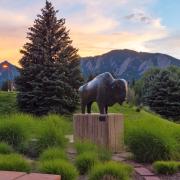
[[80, 49, 180, 81], [0, 61, 20, 87]]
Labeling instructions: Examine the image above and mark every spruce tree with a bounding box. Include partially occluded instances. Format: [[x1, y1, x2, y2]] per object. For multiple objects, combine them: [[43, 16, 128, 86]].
[[16, 1, 83, 115], [142, 67, 180, 121]]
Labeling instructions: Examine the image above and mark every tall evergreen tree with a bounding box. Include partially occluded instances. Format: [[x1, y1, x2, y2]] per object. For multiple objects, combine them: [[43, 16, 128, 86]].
[[16, 1, 83, 115]]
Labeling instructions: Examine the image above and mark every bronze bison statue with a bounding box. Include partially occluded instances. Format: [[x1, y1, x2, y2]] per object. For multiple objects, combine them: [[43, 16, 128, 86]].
[[79, 72, 128, 114]]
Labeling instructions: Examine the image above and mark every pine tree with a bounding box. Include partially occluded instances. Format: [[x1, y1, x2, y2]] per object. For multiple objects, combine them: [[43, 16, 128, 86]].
[[16, 1, 83, 115], [142, 67, 180, 121]]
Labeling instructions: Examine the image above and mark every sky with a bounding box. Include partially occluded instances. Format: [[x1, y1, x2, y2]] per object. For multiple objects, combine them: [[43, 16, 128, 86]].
[[0, 0, 180, 66]]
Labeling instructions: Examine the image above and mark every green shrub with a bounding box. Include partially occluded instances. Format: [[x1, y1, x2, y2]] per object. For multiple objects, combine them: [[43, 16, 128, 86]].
[[0, 142, 13, 154], [75, 141, 97, 155], [75, 152, 98, 174], [75, 141, 112, 162], [153, 161, 180, 175], [0, 120, 28, 149], [97, 147, 112, 162], [0, 154, 30, 172], [126, 127, 174, 163], [89, 161, 133, 180], [39, 159, 78, 180], [42, 115, 72, 134], [36, 121, 66, 154], [39, 147, 67, 161]]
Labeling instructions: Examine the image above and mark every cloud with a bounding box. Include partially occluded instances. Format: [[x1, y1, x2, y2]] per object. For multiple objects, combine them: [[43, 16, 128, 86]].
[[124, 10, 166, 29], [125, 13, 153, 24], [145, 33, 180, 59], [0, 0, 179, 66]]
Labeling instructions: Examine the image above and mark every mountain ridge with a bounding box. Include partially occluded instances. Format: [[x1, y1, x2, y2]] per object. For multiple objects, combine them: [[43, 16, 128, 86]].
[[80, 49, 180, 81]]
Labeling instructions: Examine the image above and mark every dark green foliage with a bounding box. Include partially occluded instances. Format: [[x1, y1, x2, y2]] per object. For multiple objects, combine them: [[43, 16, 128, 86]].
[[75, 152, 98, 174], [135, 66, 180, 121], [0, 142, 13, 154], [153, 161, 180, 175], [39, 159, 78, 180], [89, 161, 133, 180], [39, 147, 68, 161], [0, 154, 30, 172], [16, 1, 82, 116], [134, 68, 160, 106]]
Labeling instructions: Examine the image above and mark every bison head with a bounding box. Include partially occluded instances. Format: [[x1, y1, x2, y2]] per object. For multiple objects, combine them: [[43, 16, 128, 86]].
[[111, 79, 128, 105]]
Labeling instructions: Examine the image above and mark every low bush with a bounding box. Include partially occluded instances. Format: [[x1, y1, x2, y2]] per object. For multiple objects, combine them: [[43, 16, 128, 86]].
[[0, 120, 28, 150], [126, 126, 175, 163], [75, 152, 98, 174], [0, 154, 30, 172], [39, 147, 67, 161], [75, 141, 97, 155], [153, 161, 180, 175], [0, 142, 13, 154], [39, 159, 78, 180], [89, 161, 133, 180]]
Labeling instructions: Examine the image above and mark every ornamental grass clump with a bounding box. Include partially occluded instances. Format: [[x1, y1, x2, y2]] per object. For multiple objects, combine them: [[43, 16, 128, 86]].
[[97, 147, 112, 162], [75, 141, 97, 155], [0, 120, 28, 150], [0, 142, 13, 154], [36, 120, 67, 154], [39, 147, 68, 161], [89, 161, 133, 180], [0, 154, 30, 172], [39, 159, 78, 180], [75, 141, 112, 162], [153, 161, 180, 175], [75, 152, 98, 174], [125, 118, 178, 163]]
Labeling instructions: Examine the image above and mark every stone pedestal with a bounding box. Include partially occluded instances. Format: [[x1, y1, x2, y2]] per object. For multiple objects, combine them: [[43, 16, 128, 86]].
[[73, 113, 124, 153]]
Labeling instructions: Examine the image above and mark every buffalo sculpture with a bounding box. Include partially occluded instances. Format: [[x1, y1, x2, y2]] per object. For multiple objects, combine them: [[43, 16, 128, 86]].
[[79, 72, 128, 114]]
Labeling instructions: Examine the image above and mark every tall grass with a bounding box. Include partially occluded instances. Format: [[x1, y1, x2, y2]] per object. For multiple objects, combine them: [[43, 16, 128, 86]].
[[39, 147, 68, 161], [0, 112, 72, 156], [0, 154, 30, 172], [39, 159, 78, 180], [89, 161, 133, 180]]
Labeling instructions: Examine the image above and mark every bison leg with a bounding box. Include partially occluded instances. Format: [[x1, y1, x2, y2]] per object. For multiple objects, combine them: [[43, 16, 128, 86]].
[[87, 102, 92, 114], [105, 105, 108, 114], [98, 103, 106, 114], [81, 103, 86, 114]]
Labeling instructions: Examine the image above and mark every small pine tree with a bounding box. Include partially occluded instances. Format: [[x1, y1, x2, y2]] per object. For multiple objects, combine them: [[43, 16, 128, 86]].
[[16, 1, 83, 115]]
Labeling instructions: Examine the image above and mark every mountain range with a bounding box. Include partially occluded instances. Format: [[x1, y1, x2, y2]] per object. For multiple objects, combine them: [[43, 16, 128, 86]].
[[80, 49, 180, 81], [0, 49, 180, 87]]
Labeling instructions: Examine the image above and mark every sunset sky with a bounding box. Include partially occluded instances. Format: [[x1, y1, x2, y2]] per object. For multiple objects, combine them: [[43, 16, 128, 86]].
[[0, 0, 180, 66]]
